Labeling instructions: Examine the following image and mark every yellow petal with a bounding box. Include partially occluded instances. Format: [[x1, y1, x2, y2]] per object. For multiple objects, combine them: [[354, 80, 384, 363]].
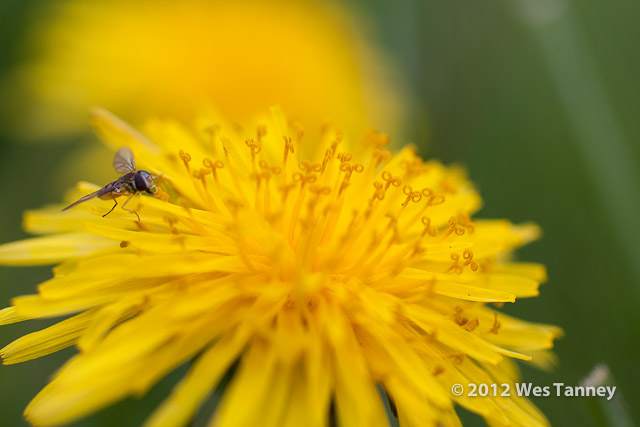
[[405, 305, 503, 365], [85, 222, 237, 255], [0, 306, 33, 325], [76, 296, 147, 352], [481, 360, 550, 426], [144, 328, 249, 427], [213, 340, 283, 427], [0, 233, 117, 265], [1, 310, 95, 364], [325, 300, 389, 427]]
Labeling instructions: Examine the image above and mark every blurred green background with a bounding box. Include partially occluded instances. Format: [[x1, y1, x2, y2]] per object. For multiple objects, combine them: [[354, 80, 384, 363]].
[[1, 0, 639, 426]]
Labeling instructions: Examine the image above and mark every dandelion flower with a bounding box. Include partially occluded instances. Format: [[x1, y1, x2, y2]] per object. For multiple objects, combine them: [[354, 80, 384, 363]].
[[6, 0, 405, 140], [0, 108, 561, 426]]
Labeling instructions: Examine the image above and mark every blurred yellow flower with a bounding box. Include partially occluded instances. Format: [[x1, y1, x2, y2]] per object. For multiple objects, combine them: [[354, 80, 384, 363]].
[[0, 108, 560, 426], [7, 0, 405, 140]]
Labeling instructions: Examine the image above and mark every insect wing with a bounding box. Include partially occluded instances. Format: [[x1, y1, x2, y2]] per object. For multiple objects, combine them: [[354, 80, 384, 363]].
[[97, 178, 130, 197], [61, 190, 100, 211], [61, 179, 126, 211], [113, 147, 137, 174]]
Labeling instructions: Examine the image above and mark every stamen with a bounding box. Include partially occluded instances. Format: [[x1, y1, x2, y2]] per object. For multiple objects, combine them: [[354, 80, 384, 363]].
[[250, 172, 262, 213], [259, 161, 280, 216], [337, 153, 352, 163], [364, 129, 390, 148], [439, 178, 459, 195], [178, 149, 191, 172], [135, 221, 152, 232], [338, 162, 363, 196], [153, 187, 170, 203], [291, 121, 305, 143], [373, 149, 393, 169], [421, 217, 437, 237], [279, 182, 296, 206], [421, 188, 446, 209], [259, 160, 281, 176], [369, 182, 385, 207], [298, 161, 320, 175], [245, 139, 261, 171], [257, 125, 267, 143], [425, 278, 436, 298], [458, 212, 475, 234], [288, 172, 316, 242], [401, 185, 422, 207], [221, 140, 248, 203], [165, 216, 180, 234], [192, 168, 217, 211], [399, 189, 445, 235], [462, 249, 479, 271], [445, 250, 478, 274], [440, 217, 466, 241], [282, 136, 295, 185], [381, 171, 402, 192], [387, 214, 400, 243], [453, 306, 467, 326], [203, 158, 224, 186], [329, 134, 341, 159], [489, 313, 501, 334], [399, 150, 428, 179], [446, 253, 463, 275], [181, 159, 208, 208], [447, 353, 465, 365], [463, 318, 479, 332], [298, 185, 331, 268]]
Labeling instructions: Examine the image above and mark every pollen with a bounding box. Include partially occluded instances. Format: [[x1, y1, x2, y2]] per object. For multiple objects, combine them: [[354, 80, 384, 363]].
[[0, 107, 562, 427]]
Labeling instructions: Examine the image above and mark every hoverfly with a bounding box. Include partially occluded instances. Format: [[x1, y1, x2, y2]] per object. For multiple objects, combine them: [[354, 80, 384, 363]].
[[62, 147, 158, 220]]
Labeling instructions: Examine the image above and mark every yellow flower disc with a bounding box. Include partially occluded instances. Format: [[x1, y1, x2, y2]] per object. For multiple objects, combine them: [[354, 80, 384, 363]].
[[9, 0, 405, 140]]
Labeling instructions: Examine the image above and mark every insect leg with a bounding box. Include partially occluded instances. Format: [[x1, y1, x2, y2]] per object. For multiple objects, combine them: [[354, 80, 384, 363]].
[[121, 194, 140, 221], [104, 196, 118, 217]]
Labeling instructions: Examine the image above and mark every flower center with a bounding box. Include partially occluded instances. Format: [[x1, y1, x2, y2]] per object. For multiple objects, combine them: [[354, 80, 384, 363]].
[[173, 123, 476, 291]]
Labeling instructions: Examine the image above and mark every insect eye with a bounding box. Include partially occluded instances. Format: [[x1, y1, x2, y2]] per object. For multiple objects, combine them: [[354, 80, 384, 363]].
[[134, 173, 148, 191]]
